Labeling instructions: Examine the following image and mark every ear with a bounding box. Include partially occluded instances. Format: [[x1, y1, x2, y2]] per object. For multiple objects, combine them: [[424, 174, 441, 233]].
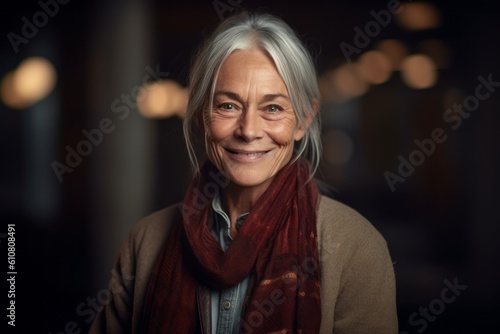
[[294, 99, 319, 141]]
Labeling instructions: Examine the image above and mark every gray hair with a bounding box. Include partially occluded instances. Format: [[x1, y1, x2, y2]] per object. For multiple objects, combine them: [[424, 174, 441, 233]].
[[183, 11, 321, 178]]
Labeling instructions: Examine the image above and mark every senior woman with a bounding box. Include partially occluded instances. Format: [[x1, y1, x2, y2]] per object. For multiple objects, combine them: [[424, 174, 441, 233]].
[[90, 11, 397, 334]]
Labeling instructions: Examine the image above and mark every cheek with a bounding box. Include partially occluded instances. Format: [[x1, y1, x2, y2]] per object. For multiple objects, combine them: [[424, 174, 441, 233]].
[[205, 130, 226, 172], [207, 117, 235, 142], [267, 119, 299, 147], [206, 119, 233, 168]]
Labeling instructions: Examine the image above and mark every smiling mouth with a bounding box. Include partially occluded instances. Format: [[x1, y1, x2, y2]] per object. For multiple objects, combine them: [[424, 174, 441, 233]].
[[225, 148, 271, 156]]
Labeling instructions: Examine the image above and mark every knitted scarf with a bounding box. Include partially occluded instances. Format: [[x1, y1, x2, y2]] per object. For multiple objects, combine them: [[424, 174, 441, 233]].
[[141, 159, 321, 333]]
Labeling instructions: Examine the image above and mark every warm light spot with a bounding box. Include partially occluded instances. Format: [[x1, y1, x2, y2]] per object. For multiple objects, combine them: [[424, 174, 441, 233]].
[[318, 64, 369, 102], [376, 39, 408, 70], [1, 72, 25, 109], [396, 2, 441, 30], [420, 39, 451, 69], [332, 64, 369, 100], [137, 80, 187, 119], [401, 54, 437, 89], [1, 57, 57, 109], [319, 59, 383, 102], [355, 51, 392, 84], [322, 130, 354, 165]]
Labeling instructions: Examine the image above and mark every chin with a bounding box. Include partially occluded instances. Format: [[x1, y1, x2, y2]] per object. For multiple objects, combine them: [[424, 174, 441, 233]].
[[226, 169, 274, 188]]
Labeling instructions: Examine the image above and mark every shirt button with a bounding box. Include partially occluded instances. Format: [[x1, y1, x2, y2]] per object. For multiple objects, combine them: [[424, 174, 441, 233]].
[[222, 300, 231, 310]]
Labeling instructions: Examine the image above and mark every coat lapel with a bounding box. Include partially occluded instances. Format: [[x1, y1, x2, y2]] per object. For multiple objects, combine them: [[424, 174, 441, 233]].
[[196, 283, 212, 333]]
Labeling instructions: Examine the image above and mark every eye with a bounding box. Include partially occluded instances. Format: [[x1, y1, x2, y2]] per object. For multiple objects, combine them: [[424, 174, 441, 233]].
[[217, 103, 236, 110], [266, 104, 283, 113]]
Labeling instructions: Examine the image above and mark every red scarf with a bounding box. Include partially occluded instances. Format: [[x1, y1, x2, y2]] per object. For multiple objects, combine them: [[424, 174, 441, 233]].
[[141, 159, 321, 333]]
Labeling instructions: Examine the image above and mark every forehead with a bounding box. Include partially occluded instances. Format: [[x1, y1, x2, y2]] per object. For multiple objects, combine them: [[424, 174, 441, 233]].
[[215, 48, 288, 93]]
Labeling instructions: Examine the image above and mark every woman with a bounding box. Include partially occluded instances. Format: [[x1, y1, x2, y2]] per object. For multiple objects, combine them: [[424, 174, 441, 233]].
[[90, 11, 398, 334]]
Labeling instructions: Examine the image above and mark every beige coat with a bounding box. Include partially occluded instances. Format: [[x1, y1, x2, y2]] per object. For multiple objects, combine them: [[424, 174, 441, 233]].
[[89, 195, 398, 333]]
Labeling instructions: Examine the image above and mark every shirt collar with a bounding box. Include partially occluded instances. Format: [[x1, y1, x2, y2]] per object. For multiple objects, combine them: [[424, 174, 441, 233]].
[[211, 192, 249, 232]]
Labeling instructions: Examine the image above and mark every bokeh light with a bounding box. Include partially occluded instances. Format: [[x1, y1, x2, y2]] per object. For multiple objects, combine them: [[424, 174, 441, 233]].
[[376, 39, 408, 71], [1, 72, 24, 109], [396, 2, 441, 30], [400, 54, 437, 89], [137, 80, 188, 119], [356, 50, 392, 84], [332, 64, 369, 100], [319, 64, 369, 102], [1, 57, 57, 109]]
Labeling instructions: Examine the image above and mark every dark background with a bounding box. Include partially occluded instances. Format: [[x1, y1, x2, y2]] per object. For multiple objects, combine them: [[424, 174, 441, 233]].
[[1, 0, 499, 333]]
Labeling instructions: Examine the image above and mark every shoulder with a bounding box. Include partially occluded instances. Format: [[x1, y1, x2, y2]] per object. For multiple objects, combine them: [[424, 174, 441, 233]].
[[133, 203, 181, 233], [317, 196, 398, 333], [127, 203, 182, 259], [316, 195, 389, 260]]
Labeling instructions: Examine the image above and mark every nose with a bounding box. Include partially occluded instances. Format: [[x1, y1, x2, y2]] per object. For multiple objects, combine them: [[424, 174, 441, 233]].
[[235, 108, 264, 142]]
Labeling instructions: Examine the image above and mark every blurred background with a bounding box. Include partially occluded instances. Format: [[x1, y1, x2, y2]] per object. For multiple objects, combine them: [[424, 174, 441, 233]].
[[1, 0, 499, 332]]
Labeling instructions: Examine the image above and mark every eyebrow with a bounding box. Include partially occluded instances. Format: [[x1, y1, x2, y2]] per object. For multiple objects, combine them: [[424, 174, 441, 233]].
[[262, 93, 290, 102], [214, 91, 290, 103]]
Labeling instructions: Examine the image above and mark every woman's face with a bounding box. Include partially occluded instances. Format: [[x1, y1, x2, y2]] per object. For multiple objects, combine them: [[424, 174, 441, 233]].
[[206, 48, 305, 189]]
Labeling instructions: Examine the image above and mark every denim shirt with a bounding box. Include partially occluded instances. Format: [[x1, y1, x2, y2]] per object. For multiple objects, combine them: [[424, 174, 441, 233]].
[[210, 194, 250, 334]]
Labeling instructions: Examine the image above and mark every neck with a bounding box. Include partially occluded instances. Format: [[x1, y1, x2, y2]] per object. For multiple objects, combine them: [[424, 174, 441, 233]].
[[221, 179, 272, 235]]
